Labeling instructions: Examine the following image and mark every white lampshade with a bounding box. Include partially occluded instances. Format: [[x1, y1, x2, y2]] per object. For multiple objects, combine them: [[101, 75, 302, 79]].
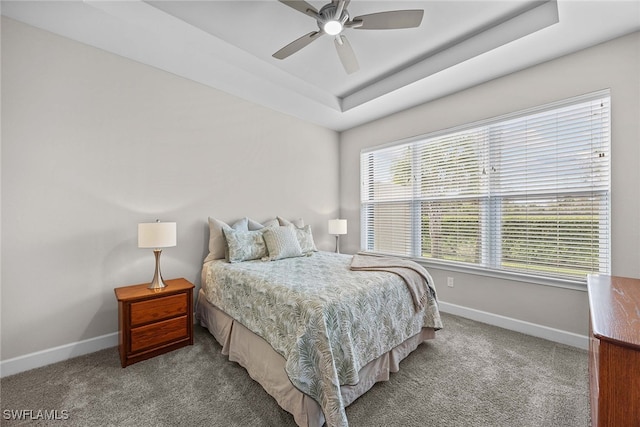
[[138, 221, 177, 248], [328, 219, 347, 235]]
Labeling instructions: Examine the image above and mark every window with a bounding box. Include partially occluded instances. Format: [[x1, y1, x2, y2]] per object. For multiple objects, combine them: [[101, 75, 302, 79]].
[[361, 91, 610, 282]]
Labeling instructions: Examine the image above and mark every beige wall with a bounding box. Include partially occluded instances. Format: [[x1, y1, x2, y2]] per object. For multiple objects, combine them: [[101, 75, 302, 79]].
[[0, 18, 339, 360], [340, 31, 640, 336], [2, 16, 639, 363]]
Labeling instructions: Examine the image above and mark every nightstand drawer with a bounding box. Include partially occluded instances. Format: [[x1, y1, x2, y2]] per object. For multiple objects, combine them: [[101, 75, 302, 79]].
[[130, 294, 187, 326], [130, 315, 188, 353]]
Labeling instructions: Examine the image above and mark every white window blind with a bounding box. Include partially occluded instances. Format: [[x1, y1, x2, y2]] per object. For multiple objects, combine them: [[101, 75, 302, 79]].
[[361, 91, 610, 282]]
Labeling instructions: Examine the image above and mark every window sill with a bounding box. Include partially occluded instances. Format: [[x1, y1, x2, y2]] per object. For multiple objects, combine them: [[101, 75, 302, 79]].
[[358, 251, 588, 292]]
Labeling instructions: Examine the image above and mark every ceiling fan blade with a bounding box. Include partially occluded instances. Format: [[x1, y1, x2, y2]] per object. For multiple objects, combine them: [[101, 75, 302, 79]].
[[334, 35, 359, 74], [278, 0, 318, 18], [273, 31, 323, 60], [349, 10, 424, 30]]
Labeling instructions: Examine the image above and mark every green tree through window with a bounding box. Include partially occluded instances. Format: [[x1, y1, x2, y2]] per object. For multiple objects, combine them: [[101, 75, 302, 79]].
[[361, 91, 610, 281]]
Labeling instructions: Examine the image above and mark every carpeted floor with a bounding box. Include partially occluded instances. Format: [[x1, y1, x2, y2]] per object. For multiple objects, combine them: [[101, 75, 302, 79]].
[[0, 312, 590, 426]]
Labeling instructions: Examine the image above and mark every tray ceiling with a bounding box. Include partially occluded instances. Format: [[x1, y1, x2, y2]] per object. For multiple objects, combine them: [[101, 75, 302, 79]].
[[2, 1, 639, 131]]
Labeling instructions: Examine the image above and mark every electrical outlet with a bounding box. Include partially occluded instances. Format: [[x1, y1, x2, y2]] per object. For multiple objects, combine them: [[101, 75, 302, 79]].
[[447, 277, 454, 287]]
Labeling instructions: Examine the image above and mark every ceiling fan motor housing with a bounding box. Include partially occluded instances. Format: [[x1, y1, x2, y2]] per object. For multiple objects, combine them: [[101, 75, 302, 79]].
[[317, 3, 349, 34]]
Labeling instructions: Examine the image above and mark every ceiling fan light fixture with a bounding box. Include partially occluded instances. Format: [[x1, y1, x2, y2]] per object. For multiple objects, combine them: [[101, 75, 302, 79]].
[[323, 20, 343, 35], [274, 0, 426, 75]]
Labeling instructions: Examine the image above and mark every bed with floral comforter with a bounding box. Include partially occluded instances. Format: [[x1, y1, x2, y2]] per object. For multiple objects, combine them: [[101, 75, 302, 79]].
[[201, 251, 441, 427]]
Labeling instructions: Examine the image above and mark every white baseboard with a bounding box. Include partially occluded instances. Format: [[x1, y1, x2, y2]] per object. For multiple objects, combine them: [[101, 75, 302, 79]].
[[0, 332, 118, 378], [438, 301, 589, 350], [0, 303, 588, 378]]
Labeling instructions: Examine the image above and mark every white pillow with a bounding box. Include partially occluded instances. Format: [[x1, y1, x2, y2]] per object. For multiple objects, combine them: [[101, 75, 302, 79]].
[[246, 217, 282, 231], [295, 225, 317, 254], [204, 217, 248, 262], [263, 226, 303, 261], [277, 216, 305, 228], [223, 228, 267, 263], [247, 218, 265, 230]]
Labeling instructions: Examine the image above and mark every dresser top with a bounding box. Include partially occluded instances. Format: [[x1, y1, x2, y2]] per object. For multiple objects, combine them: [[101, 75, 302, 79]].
[[588, 274, 640, 349]]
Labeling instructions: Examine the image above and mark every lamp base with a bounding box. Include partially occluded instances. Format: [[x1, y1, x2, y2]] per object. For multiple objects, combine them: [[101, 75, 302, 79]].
[[148, 249, 169, 290], [335, 235, 341, 254]]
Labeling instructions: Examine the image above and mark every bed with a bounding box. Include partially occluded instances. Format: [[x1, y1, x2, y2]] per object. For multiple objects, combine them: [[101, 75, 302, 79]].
[[196, 246, 441, 427]]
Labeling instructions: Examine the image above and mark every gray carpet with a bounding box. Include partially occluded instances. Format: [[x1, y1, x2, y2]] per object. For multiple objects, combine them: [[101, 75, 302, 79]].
[[1, 313, 589, 426]]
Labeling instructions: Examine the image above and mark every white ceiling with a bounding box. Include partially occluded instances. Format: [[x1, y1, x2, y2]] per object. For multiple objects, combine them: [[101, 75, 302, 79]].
[[2, 0, 640, 131]]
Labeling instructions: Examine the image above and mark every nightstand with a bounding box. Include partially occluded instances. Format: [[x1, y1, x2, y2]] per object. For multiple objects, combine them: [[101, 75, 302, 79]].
[[114, 278, 194, 367]]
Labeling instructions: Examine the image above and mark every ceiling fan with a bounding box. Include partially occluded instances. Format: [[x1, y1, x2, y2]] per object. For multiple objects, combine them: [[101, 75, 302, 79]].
[[272, 0, 424, 74]]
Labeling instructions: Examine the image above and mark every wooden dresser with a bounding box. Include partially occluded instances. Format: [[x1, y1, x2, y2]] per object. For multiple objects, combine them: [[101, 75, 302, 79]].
[[115, 278, 194, 367], [587, 274, 640, 427]]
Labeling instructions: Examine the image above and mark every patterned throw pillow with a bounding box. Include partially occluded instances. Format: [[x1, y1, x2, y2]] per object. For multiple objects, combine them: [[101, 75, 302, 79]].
[[263, 226, 303, 261], [204, 217, 248, 262], [223, 228, 267, 263], [295, 225, 317, 254], [261, 218, 280, 228]]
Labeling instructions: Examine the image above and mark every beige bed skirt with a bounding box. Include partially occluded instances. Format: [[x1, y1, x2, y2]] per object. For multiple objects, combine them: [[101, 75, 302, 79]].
[[196, 288, 435, 427]]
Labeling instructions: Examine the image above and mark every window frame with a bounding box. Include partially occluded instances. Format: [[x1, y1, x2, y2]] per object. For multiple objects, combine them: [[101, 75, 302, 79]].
[[360, 90, 611, 289]]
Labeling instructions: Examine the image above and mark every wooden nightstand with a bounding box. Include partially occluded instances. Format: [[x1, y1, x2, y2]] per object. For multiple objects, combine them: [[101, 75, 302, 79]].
[[114, 278, 194, 367]]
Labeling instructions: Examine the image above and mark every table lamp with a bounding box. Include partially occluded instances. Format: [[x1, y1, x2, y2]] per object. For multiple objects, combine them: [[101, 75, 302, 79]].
[[138, 220, 177, 289], [328, 219, 347, 254]]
